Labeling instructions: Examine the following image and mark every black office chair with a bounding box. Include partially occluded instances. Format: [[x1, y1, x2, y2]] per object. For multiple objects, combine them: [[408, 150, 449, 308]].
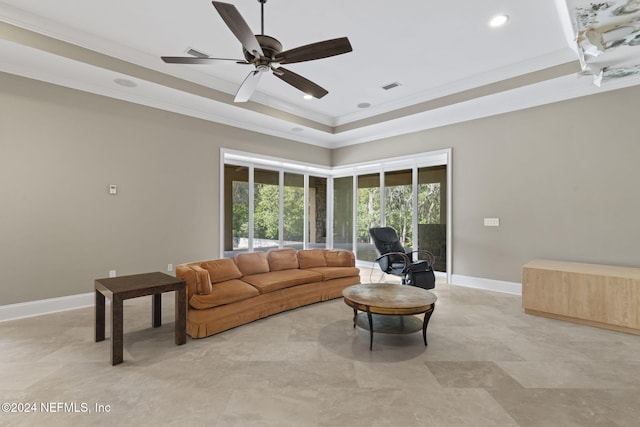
[[369, 227, 436, 289]]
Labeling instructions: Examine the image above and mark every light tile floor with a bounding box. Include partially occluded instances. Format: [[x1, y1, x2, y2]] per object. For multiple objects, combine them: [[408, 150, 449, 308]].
[[2, 274, 640, 426]]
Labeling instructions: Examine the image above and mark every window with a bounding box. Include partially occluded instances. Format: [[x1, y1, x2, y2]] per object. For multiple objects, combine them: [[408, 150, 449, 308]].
[[417, 165, 447, 271], [308, 176, 327, 248], [333, 176, 353, 251], [357, 173, 380, 262], [384, 169, 413, 249], [283, 172, 304, 249], [222, 149, 450, 277], [224, 164, 249, 254], [253, 168, 280, 252]]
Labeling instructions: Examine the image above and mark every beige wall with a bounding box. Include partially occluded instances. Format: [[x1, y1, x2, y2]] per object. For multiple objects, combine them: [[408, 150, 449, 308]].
[[0, 73, 330, 305], [333, 86, 640, 282], [3, 71, 639, 305]]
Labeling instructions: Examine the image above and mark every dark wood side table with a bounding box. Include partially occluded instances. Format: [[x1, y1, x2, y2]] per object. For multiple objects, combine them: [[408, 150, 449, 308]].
[[94, 272, 186, 365]]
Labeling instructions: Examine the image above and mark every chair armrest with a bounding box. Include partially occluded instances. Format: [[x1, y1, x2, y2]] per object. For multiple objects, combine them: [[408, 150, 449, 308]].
[[406, 250, 436, 267], [375, 252, 410, 270]]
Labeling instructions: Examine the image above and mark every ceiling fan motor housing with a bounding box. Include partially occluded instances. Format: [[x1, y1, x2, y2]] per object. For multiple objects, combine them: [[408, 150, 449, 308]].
[[244, 34, 282, 63]]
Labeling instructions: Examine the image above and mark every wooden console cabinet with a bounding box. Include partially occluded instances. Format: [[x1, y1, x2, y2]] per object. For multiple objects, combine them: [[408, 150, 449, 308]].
[[522, 259, 640, 335]]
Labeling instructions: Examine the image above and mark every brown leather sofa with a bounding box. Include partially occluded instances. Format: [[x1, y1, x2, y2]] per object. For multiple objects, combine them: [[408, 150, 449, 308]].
[[176, 248, 360, 338]]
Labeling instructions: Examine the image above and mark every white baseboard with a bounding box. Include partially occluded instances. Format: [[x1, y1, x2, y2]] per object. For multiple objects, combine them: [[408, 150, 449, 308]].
[[0, 274, 521, 322], [450, 274, 522, 296], [0, 292, 94, 323]]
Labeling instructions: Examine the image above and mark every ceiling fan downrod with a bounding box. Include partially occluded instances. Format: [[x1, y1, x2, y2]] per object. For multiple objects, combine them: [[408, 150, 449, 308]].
[[258, 0, 267, 36]]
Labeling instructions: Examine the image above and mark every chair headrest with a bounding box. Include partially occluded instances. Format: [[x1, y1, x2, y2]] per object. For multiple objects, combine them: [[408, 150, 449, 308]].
[[369, 227, 405, 254]]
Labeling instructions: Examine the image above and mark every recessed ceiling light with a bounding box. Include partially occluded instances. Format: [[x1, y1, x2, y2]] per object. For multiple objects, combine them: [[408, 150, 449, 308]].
[[303, 94, 313, 100], [114, 78, 137, 88], [489, 14, 509, 27], [357, 102, 371, 109]]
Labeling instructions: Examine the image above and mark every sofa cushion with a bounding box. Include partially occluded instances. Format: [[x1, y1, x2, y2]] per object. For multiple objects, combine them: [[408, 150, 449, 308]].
[[297, 249, 328, 269], [191, 265, 213, 295], [189, 279, 260, 310], [324, 250, 354, 267], [201, 259, 242, 284], [307, 266, 360, 281], [242, 270, 323, 294], [234, 252, 270, 276], [267, 248, 299, 271]]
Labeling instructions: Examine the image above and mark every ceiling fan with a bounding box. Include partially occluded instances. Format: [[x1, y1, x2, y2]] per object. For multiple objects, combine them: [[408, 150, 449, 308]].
[[161, 0, 353, 102]]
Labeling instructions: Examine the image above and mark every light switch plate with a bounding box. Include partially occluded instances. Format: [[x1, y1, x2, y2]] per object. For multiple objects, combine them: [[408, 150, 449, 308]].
[[484, 218, 500, 227], [109, 184, 117, 195]]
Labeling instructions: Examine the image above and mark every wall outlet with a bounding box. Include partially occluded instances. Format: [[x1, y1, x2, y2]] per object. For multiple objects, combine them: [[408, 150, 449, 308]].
[[167, 263, 173, 272], [483, 218, 500, 227], [109, 270, 116, 278]]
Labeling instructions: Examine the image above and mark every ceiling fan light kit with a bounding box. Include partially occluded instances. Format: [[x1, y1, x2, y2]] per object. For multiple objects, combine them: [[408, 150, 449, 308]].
[[161, 0, 353, 103]]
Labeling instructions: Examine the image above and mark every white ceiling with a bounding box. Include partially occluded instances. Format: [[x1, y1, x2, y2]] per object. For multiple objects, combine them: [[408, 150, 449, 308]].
[[2, 0, 640, 148]]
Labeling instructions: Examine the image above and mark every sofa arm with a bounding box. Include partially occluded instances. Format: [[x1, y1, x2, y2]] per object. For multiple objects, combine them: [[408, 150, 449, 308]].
[[176, 263, 213, 297], [176, 264, 197, 304]]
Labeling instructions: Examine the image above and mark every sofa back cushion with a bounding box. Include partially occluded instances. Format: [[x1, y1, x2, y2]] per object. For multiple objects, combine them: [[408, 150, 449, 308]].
[[297, 249, 328, 269], [267, 248, 299, 271], [234, 251, 270, 276], [324, 250, 355, 267], [201, 259, 242, 284]]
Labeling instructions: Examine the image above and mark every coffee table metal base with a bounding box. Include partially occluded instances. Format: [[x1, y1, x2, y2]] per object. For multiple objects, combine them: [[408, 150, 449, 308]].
[[352, 308, 435, 350]]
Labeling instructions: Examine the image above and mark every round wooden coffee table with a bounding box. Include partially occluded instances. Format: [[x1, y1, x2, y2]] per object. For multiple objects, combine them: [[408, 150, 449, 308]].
[[342, 283, 437, 350]]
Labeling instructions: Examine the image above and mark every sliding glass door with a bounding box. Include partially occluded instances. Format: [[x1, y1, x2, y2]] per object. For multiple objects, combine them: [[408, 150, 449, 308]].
[[384, 169, 413, 249], [253, 168, 280, 252], [417, 165, 447, 271], [224, 164, 249, 254], [352, 165, 447, 272], [357, 173, 380, 262], [223, 150, 450, 275], [283, 172, 304, 249], [308, 176, 327, 249], [333, 176, 353, 251], [223, 162, 329, 256]]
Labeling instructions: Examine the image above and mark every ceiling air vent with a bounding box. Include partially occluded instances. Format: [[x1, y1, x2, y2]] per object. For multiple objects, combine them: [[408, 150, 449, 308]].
[[381, 81, 401, 91], [186, 48, 210, 58]]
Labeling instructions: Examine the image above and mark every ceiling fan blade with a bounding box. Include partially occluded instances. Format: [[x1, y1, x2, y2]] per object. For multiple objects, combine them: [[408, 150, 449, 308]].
[[274, 37, 352, 64], [234, 70, 263, 102], [162, 56, 245, 64], [212, 1, 264, 57], [273, 67, 329, 99]]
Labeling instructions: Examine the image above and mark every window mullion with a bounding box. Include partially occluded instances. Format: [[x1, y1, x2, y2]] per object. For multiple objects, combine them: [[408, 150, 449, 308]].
[[303, 174, 309, 249], [327, 178, 334, 249], [412, 164, 419, 253], [279, 170, 284, 248], [248, 165, 255, 252], [380, 170, 385, 227], [352, 174, 358, 254]]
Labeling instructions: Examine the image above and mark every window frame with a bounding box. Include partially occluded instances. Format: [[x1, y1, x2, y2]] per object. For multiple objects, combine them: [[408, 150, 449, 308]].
[[221, 148, 452, 282]]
